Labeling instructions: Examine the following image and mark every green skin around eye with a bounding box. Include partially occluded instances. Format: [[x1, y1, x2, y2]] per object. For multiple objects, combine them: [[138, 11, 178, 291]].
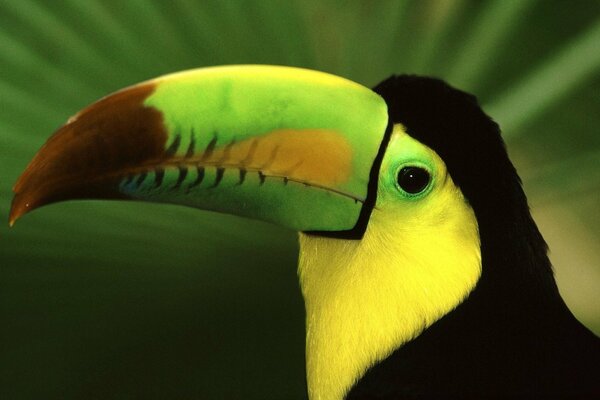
[[378, 126, 438, 205], [124, 66, 389, 232]]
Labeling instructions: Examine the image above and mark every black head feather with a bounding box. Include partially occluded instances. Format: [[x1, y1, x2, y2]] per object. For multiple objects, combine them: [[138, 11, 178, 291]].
[[347, 75, 600, 398], [373, 75, 556, 299]]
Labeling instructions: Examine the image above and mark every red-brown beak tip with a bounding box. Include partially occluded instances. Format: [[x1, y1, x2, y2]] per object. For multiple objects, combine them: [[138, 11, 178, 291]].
[[8, 82, 164, 227], [9, 192, 30, 227]]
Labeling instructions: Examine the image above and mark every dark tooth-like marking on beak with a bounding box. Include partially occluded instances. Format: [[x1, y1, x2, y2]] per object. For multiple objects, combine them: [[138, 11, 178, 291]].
[[185, 132, 196, 158], [237, 168, 247, 185], [189, 166, 205, 189], [258, 171, 266, 185], [154, 168, 165, 187], [173, 166, 188, 189], [135, 172, 147, 188], [277, 160, 304, 182], [210, 167, 225, 188], [201, 136, 218, 161], [241, 139, 258, 166], [164, 134, 181, 157], [218, 140, 235, 164], [261, 145, 280, 170]]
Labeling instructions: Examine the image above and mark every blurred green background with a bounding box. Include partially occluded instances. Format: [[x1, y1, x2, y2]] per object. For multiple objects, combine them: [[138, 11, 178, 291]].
[[1, 1, 599, 399]]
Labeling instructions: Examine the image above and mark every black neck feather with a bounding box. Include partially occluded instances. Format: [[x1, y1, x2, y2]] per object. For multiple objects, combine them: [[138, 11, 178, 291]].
[[347, 76, 600, 397]]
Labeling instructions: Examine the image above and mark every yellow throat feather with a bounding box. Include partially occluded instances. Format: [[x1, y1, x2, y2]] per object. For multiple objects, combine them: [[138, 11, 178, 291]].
[[298, 126, 482, 400]]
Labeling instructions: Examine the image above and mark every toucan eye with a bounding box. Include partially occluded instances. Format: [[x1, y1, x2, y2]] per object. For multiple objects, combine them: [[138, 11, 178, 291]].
[[397, 166, 431, 194]]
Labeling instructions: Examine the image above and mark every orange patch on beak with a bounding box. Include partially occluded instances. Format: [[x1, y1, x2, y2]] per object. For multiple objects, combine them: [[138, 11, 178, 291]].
[[195, 129, 353, 187]]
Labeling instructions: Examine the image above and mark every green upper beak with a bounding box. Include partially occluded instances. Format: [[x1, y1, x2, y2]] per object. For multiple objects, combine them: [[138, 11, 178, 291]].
[[10, 65, 388, 232]]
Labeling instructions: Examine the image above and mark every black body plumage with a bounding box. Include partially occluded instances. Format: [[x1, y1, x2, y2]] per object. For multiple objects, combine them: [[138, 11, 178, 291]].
[[348, 76, 600, 398]]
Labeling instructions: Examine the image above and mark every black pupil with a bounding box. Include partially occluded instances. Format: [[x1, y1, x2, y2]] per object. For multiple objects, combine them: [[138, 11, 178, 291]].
[[397, 167, 430, 194]]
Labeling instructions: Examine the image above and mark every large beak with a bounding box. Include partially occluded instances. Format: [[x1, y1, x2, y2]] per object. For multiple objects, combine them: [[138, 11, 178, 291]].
[[10, 65, 388, 233]]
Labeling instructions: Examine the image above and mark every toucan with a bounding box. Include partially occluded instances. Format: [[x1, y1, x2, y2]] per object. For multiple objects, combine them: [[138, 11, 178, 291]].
[[9, 65, 600, 398]]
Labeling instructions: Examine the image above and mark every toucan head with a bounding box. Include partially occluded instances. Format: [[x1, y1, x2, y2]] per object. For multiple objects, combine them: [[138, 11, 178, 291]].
[[9, 65, 510, 237], [8, 66, 511, 241], [9, 65, 550, 400]]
